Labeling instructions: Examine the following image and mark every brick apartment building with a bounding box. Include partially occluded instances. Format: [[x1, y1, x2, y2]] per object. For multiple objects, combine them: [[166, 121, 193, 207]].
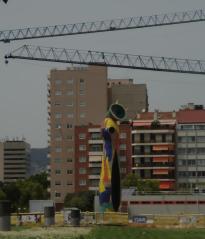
[[131, 105, 205, 192], [132, 111, 176, 190], [74, 123, 132, 193]]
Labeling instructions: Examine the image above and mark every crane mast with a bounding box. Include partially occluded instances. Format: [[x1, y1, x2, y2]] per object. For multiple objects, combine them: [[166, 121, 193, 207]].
[[5, 45, 205, 75], [1, 9, 205, 43]]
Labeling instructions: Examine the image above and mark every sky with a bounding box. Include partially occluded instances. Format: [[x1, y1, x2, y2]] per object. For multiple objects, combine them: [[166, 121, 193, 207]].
[[0, 0, 205, 148]]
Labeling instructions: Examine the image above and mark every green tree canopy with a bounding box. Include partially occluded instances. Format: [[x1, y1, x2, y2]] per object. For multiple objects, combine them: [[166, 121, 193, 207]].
[[122, 173, 159, 193], [64, 191, 95, 211]]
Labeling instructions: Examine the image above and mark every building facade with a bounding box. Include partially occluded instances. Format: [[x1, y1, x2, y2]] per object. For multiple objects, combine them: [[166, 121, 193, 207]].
[[74, 123, 132, 192], [48, 66, 149, 204], [176, 109, 205, 191], [132, 111, 176, 190], [108, 79, 148, 119], [48, 66, 108, 203], [0, 140, 30, 183]]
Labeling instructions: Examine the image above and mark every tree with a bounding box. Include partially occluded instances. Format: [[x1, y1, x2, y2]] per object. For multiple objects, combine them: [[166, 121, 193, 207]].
[[1, 172, 49, 212], [0, 189, 6, 200], [64, 191, 95, 211], [122, 173, 139, 187], [122, 173, 160, 192], [137, 179, 160, 192], [151, 120, 160, 128]]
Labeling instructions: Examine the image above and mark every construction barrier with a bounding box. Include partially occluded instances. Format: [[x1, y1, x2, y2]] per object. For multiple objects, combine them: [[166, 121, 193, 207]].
[[11, 212, 205, 228]]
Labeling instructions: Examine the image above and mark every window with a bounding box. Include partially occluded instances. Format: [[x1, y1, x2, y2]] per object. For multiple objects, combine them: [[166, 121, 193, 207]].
[[79, 179, 86, 186], [55, 181, 61, 185], [55, 147, 62, 153], [55, 135, 62, 141], [67, 113, 74, 118], [156, 134, 162, 142], [197, 136, 205, 142], [90, 132, 101, 140], [67, 91, 73, 96], [55, 113, 62, 119], [67, 158, 73, 163], [120, 144, 126, 150], [79, 145, 86, 151], [55, 169, 61, 174], [79, 133, 86, 140], [55, 192, 61, 198], [67, 170, 73, 174], [55, 80, 62, 85], [55, 91, 62, 96], [79, 156, 86, 163], [166, 134, 173, 142], [195, 124, 205, 130], [55, 123, 61, 129], [80, 79, 85, 89], [67, 124, 72, 128], [54, 158, 62, 163], [80, 112, 86, 118], [79, 90, 85, 95], [181, 125, 194, 130], [120, 133, 127, 139], [67, 181, 73, 186], [67, 147, 73, 152], [66, 135, 73, 140], [79, 168, 87, 174], [90, 144, 102, 152], [67, 79, 73, 84], [119, 156, 126, 162], [80, 102, 86, 107], [54, 102, 61, 106], [66, 101, 73, 107], [120, 168, 127, 174]]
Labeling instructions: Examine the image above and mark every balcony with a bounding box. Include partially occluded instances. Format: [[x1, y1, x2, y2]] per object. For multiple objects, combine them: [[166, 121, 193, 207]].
[[89, 186, 98, 191], [132, 152, 175, 158], [89, 163, 101, 168], [88, 175, 100, 180], [132, 142, 174, 146], [88, 128, 101, 133], [89, 155, 102, 162], [88, 140, 103, 144], [88, 152, 103, 156], [132, 129, 175, 134], [133, 162, 175, 168]]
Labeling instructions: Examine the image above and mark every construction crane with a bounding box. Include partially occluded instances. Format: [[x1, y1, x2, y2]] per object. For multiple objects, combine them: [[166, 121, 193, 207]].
[[0, 9, 205, 43], [5, 45, 205, 75], [3, 9, 205, 76]]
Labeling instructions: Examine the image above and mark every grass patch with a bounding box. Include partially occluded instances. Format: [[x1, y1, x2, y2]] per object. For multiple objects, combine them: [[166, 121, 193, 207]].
[[83, 226, 205, 239], [1, 226, 205, 239]]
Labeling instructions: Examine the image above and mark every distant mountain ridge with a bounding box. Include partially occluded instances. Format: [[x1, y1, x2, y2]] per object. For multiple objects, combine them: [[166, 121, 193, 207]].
[[30, 148, 48, 175]]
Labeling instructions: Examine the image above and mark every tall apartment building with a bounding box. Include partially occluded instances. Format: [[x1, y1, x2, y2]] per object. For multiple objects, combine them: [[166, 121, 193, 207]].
[[0, 140, 30, 183], [74, 123, 132, 192], [132, 111, 176, 190], [48, 66, 149, 205], [108, 79, 148, 119], [176, 108, 205, 191], [48, 66, 108, 203]]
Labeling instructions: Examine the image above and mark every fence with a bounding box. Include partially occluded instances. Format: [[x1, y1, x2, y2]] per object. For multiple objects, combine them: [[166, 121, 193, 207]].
[[10, 212, 205, 228]]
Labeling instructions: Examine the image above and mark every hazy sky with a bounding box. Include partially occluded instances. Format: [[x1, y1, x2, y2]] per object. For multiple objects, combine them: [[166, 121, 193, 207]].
[[0, 0, 205, 147]]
